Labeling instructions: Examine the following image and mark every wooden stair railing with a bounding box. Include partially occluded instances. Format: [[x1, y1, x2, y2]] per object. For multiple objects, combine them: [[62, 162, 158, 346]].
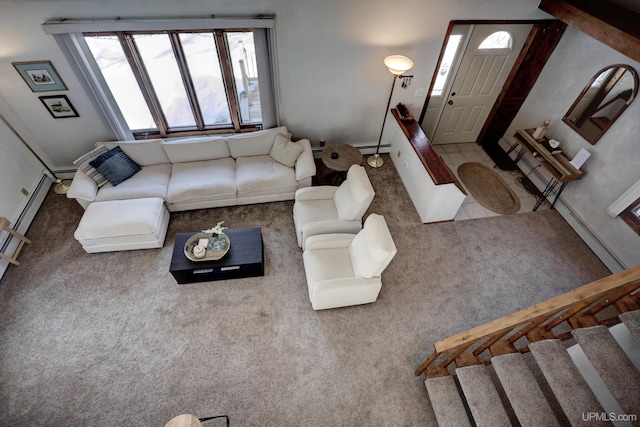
[[416, 264, 640, 378]]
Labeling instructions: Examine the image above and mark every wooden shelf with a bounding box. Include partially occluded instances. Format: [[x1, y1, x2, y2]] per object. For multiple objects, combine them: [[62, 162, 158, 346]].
[[390, 109, 458, 186], [513, 129, 584, 183]]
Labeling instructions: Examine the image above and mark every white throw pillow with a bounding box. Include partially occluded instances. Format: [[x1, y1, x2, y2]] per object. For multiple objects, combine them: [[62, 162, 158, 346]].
[[269, 134, 304, 167], [73, 145, 110, 187]]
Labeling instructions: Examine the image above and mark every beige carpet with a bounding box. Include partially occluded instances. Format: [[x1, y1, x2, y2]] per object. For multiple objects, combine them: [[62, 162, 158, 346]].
[[0, 155, 610, 426], [458, 162, 521, 214]]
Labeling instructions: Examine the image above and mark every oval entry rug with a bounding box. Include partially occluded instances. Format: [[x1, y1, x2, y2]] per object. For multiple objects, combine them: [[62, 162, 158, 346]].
[[457, 162, 521, 214]]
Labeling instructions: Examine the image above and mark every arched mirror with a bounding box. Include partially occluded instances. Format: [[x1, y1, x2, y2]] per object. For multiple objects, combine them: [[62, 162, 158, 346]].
[[563, 64, 638, 145]]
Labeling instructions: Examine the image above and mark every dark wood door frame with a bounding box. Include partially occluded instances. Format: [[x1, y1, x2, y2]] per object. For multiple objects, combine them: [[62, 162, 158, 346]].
[[477, 20, 567, 150], [419, 20, 567, 151]]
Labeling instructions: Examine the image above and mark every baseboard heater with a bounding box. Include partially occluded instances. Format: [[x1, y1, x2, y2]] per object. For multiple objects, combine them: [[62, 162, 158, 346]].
[[499, 137, 625, 272], [0, 174, 51, 278], [312, 143, 391, 155]]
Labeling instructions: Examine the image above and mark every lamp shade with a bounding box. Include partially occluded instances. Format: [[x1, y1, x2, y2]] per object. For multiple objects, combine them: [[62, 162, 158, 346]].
[[384, 55, 414, 75]]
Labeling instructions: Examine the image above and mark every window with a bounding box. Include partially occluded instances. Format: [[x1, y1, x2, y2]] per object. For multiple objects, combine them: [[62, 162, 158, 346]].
[[478, 31, 513, 50], [620, 196, 640, 235], [431, 34, 463, 97], [84, 29, 261, 138]]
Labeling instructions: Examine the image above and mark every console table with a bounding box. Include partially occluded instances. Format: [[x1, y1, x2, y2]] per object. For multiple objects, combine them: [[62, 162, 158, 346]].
[[509, 129, 584, 210], [170, 227, 264, 284]]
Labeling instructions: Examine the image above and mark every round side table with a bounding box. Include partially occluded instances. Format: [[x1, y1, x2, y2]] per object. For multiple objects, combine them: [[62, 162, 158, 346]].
[[165, 414, 202, 427], [321, 143, 363, 184]]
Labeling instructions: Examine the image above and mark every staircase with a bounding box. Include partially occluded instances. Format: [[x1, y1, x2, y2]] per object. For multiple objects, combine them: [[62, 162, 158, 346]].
[[416, 266, 640, 427]]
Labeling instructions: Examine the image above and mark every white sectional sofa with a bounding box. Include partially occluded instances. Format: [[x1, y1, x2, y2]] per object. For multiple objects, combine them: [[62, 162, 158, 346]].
[[68, 127, 315, 253], [67, 126, 316, 212]]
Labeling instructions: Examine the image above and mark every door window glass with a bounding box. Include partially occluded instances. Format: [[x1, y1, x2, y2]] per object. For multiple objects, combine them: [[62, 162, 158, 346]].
[[478, 31, 513, 50], [432, 34, 463, 96]]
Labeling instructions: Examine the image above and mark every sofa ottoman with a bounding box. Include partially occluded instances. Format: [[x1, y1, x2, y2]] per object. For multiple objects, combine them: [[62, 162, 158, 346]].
[[74, 197, 169, 253]]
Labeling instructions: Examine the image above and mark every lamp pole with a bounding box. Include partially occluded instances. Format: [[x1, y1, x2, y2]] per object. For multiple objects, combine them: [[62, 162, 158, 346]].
[[367, 54, 414, 169], [367, 75, 398, 168]]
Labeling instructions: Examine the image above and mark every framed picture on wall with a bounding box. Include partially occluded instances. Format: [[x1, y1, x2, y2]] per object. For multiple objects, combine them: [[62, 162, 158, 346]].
[[39, 95, 79, 119], [12, 60, 68, 92]]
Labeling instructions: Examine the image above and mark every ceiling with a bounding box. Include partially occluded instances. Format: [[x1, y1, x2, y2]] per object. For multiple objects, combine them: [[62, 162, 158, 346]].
[[539, 0, 640, 63]]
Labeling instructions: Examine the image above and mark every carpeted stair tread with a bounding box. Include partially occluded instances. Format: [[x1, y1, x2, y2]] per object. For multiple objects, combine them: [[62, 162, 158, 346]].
[[529, 339, 611, 427], [620, 310, 640, 341], [491, 353, 560, 427], [425, 376, 472, 427], [456, 365, 511, 427], [572, 325, 640, 417]]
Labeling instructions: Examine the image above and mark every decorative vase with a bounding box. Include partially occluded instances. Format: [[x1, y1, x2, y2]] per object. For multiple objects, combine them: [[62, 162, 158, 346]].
[[209, 233, 226, 250]]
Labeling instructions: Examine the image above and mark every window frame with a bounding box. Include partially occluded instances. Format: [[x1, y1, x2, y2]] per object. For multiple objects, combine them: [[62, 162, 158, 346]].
[[477, 31, 514, 51], [620, 196, 640, 235], [43, 16, 278, 141], [83, 29, 261, 139]]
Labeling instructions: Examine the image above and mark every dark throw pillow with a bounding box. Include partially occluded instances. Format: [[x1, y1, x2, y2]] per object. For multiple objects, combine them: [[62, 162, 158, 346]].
[[89, 146, 141, 186]]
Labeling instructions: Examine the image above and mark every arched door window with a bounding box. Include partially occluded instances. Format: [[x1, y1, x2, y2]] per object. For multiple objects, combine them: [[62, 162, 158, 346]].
[[478, 31, 513, 50]]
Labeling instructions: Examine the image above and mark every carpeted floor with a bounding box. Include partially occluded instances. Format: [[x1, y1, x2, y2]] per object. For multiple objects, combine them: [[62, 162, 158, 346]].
[[0, 155, 611, 426]]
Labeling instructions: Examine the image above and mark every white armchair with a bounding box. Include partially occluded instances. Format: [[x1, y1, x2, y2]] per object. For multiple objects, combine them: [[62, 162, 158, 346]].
[[302, 214, 397, 310], [293, 164, 375, 249]]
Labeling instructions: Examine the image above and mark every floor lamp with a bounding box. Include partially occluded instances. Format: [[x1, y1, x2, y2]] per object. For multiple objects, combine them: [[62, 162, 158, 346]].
[[0, 113, 71, 195], [367, 55, 414, 168]]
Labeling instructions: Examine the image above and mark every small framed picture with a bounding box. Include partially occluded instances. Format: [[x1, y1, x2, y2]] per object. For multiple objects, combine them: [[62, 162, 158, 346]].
[[13, 60, 68, 92], [39, 95, 79, 119]]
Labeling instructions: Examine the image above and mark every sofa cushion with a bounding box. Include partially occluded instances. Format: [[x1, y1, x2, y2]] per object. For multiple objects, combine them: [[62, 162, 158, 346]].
[[269, 134, 304, 167], [74, 197, 166, 240], [73, 145, 110, 187], [90, 146, 141, 186], [95, 163, 171, 202], [333, 165, 375, 220], [162, 136, 230, 163], [166, 158, 237, 204], [227, 126, 289, 159], [101, 139, 169, 166], [303, 246, 355, 291], [349, 214, 396, 279], [236, 156, 298, 197]]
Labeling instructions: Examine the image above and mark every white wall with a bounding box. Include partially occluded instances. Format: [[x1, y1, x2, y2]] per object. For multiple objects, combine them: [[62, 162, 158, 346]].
[[0, 112, 44, 223], [506, 26, 640, 270], [0, 0, 548, 171], [0, 99, 51, 277]]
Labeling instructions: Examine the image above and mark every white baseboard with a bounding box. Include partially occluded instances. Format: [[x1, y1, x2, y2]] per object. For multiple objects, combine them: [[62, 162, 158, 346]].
[[312, 143, 391, 158], [0, 174, 52, 280]]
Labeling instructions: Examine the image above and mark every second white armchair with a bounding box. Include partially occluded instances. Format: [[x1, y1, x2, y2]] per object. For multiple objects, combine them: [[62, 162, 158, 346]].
[[302, 213, 397, 310]]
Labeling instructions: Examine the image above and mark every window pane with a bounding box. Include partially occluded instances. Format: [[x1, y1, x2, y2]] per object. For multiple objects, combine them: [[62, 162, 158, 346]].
[[133, 34, 196, 128], [226, 31, 262, 124], [432, 34, 462, 96], [85, 35, 156, 131], [179, 33, 231, 125], [478, 31, 513, 50]]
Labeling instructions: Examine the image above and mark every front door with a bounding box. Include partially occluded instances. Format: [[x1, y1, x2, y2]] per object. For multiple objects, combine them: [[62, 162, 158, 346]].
[[432, 24, 532, 144]]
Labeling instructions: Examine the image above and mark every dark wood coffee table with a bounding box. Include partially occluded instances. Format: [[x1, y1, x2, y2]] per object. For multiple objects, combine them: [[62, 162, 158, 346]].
[[170, 227, 264, 284]]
